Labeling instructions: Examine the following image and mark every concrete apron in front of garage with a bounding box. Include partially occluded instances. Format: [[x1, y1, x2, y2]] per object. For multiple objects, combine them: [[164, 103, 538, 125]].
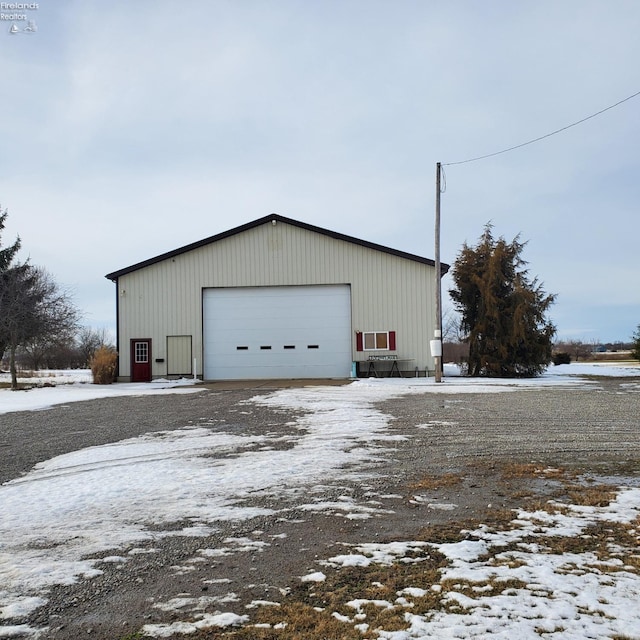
[[200, 378, 353, 390]]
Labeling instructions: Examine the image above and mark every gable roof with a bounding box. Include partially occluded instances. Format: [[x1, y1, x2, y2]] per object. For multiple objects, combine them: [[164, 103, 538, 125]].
[[105, 213, 449, 281]]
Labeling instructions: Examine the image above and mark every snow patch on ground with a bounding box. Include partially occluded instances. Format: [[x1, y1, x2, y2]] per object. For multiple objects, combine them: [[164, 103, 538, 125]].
[[1, 363, 639, 637], [0, 370, 202, 415]]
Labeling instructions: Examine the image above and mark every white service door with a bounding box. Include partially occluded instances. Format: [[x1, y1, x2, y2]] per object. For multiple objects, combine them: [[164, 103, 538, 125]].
[[203, 285, 352, 380]]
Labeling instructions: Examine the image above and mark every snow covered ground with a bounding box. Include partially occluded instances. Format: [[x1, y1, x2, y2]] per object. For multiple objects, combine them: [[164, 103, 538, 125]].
[[0, 370, 200, 415], [1, 361, 638, 417], [1, 362, 639, 639]]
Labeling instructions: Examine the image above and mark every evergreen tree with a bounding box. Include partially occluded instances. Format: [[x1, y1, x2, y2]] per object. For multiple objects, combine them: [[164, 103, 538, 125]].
[[449, 224, 556, 377], [631, 325, 640, 361], [0, 206, 21, 270], [0, 207, 22, 365]]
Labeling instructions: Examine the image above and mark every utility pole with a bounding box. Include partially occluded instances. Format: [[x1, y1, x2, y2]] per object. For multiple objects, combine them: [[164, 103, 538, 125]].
[[433, 162, 443, 382]]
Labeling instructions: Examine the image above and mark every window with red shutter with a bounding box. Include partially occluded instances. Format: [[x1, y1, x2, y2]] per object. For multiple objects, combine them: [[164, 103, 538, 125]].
[[359, 331, 397, 352]]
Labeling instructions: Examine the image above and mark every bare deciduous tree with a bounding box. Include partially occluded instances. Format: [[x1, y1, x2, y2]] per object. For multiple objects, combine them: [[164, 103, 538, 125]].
[[76, 326, 113, 367], [442, 306, 464, 343], [1, 264, 79, 389]]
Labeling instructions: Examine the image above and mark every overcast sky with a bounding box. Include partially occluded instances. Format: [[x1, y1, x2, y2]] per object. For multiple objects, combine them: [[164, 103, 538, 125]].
[[1, 1, 638, 344]]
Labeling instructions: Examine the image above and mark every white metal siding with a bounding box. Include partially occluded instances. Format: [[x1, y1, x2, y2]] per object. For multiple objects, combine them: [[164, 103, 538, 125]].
[[114, 220, 437, 379], [203, 285, 352, 380]]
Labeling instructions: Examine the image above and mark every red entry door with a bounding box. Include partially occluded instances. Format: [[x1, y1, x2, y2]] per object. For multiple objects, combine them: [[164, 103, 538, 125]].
[[131, 339, 152, 382]]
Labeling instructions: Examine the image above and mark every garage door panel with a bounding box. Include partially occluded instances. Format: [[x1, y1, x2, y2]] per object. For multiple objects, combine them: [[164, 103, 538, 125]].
[[203, 285, 351, 380]]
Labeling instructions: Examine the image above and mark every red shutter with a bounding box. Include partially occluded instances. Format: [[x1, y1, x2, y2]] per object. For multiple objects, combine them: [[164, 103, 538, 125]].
[[356, 332, 363, 351], [389, 331, 396, 350]]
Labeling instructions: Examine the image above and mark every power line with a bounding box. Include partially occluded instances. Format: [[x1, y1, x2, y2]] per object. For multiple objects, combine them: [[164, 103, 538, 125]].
[[443, 89, 640, 167]]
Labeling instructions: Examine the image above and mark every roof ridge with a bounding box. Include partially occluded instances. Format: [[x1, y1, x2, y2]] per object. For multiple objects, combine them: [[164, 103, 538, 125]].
[[105, 213, 448, 280]]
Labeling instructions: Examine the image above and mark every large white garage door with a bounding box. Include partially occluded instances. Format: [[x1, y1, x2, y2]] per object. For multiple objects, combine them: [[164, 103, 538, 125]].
[[203, 285, 352, 380]]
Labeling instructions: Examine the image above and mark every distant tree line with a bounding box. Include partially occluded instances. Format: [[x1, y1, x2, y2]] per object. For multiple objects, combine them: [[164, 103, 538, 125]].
[[3, 326, 115, 371], [445, 305, 636, 367], [552, 339, 634, 363], [631, 325, 640, 362], [445, 333, 636, 366]]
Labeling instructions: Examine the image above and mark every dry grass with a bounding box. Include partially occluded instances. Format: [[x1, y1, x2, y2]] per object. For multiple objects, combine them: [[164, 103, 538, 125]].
[[0, 369, 71, 390], [440, 576, 528, 598], [0, 381, 29, 390], [226, 603, 360, 639], [408, 472, 464, 491], [420, 506, 518, 542], [90, 346, 118, 384], [196, 549, 448, 639], [540, 520, 637, 559], [588, 351, 635, 362], [180, 469, 640, 640], [565, 483, 618, 507]]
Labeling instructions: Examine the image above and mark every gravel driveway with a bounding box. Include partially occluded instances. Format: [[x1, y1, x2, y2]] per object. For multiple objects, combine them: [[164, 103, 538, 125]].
[[1, 375, 639, 639]]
